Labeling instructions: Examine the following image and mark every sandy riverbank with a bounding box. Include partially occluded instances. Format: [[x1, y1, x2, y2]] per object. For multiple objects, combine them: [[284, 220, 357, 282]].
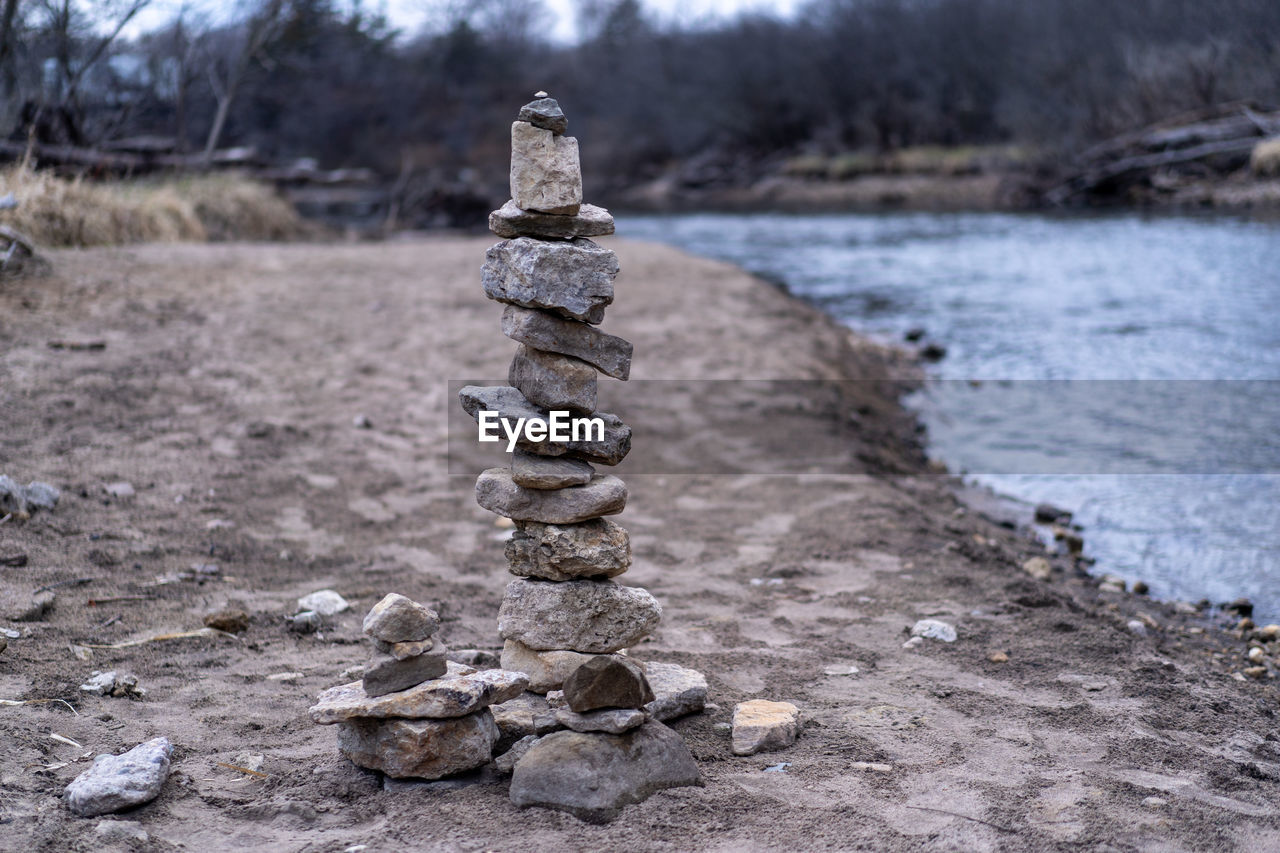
[[2, 237, 1278, 850]]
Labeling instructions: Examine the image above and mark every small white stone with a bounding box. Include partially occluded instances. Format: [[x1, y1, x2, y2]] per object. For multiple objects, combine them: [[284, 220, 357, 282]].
[[1127, 620, 1148, 636], [296, 589, 349, 616], [910, 619, 957, 642], [1142, 796, 1167, 808], [902, 636, 924, 649]]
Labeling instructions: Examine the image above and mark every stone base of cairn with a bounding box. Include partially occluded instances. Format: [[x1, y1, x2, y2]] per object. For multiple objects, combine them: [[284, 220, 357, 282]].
[[309, 594, 528, 779], [458, 94, 705, 821]]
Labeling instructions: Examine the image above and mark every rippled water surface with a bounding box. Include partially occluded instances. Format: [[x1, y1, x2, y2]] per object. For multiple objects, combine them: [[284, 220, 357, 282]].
[[621, 212, 1280, 619]]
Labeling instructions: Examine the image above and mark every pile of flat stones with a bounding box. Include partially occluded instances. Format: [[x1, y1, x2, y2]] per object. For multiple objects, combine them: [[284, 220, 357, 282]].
[[457, 94, 705, 820], [310, 594, 528, 779]]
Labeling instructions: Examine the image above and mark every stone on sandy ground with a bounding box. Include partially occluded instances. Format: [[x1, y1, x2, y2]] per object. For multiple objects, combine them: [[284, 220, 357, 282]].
[[642, 661, 708, 721], [476, 468, 627, 524], [511, 450, 594, 490], [203, 606, 250, 633], [499, 579, 662, 654], [490, 691, 561, 748], [311, 663, 528, 723], [0, 636, 6, 655], [489, 201, 614, 240], [362, 644, 449, 697], [510, 122, 581, 214], [459, 385, 632, 465], [1022, 557, 1052, 581], [362, 593, 439, 643], [506, 518, 631, 581], [910, 619, 957, 642], [501, 639, 597, 693], [3, 589, 55, 622], [509, 345, 597, 413], [337, 711, 499, 780], [0, 475, 60, 515], [555, 707, 646, 734], [296, 589, 349, 616], [495, 734, 541, 774], [482, 238, 617, 323], [64, 737, 172, 817], [501, 305, 633, 380], [509, 721, 702, 822], [373, 637, 436, 661], [562, 655, 654, 712], [518, 97, 568, 134], [731, 700, 801, 756], [447, 648, 500, 668], [79, 671, 144, 698]]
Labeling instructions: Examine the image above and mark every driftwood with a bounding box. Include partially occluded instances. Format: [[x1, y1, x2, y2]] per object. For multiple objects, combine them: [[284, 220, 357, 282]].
[[1049, 102, 1280, 204], [0, 140, 261, 172]]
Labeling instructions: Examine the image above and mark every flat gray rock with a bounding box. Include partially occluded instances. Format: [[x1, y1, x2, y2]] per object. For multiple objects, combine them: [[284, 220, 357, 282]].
[[554, 707, 646, 734], [362, 593, 439, 643], [506, 518, 631, 580], [65, 737, 172, 817], [501, 639, 596, 693], [498, 578, 661, 654], [489, 201, 614, 240], [518, 97, 568, 134], [482, 237, 617, 324], [310, 663, 528, 723], [563, 654, 653, 712], [643, 661, 709, 721], [490, 691, 561, 748], [511, 450, 594, 490], [509, 345, 597, 414], [510, 122, 581, 214], [476, 468, 626, 524], [0, 475, 60, 516], [363, 644, 448, 697], [509, 721, 702, 822], [502, 305, 632, 380], [459, 385, 631, 465], [337, 711, 498, 780]]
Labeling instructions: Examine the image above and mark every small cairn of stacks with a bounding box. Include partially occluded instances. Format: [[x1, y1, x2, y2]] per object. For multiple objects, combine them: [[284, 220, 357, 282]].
[[309, 594, 528, 780], [457, 93, 703, 821]]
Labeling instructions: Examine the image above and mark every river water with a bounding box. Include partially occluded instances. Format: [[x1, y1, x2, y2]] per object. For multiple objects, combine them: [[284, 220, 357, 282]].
[[621, 212, 1280, 620]]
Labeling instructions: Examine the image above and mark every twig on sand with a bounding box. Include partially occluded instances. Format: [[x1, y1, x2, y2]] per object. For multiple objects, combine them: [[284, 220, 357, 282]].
[[0, 514, 11, 526], [34, 577, 97, 595], [80, 627, 235, 649], [0, 553, 28, 566], [47, 340, 107, 351], [0, 698, 79, 715], [86, 595, 157, 606], [904, 805, 1016, 833], [217, 762, 269, 779]]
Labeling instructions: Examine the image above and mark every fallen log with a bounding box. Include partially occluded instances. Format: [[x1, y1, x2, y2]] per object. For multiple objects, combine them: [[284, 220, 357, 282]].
[[1048, 136, 1262, 204]]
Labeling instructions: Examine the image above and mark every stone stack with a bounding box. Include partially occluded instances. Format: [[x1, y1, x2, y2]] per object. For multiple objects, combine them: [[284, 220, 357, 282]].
[[459, 94, 660, 694], [310, 593, 529, 779], [459, 95, 702, 821]]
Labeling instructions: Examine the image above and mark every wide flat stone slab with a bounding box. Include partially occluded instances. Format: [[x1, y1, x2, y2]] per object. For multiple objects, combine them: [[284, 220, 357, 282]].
[[338, 711, 498, 780], [509, 721, 702, 822], [489, 201, 614, 240], [482, 237, 617, 324], [476, 468, 626, 524], [511, 450, 594, 490], [498, 578, 661, 654], [459, 385, 631, 466], [506, 518, 631, 581], [554, 707, 646, 734], [511, 122, 581, 214], [731, 699, 800, 756], [509, 345, 597, 413], [643, 661, 709, 721], [502, 305, 632, 380], [310, 663, 528, 723], [501, 639, 596, 693]]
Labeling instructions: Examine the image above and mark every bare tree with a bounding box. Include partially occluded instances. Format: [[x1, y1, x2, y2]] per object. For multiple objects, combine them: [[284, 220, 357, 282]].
[[200, 0, 285, 159]]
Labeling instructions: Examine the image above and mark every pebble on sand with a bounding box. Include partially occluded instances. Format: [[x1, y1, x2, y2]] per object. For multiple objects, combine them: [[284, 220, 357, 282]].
[[296, 589, 349, 616], [910, 619, 957, 643], [731, 699, 801, 756], [64, 737, 173, 817]]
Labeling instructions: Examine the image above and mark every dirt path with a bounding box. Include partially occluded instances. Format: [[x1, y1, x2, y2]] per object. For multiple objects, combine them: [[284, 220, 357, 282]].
[[1, 237, 1278, 851]]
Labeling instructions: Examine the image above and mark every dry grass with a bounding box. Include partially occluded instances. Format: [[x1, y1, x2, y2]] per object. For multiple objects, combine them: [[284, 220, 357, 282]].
[[782, 145, 1035, 182], [0, 165, 308, 248]]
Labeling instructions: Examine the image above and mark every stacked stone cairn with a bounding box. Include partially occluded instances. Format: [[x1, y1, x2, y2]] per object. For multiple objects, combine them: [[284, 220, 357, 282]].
[[457, 94, 704, 821], [309, 594, 528, 779]]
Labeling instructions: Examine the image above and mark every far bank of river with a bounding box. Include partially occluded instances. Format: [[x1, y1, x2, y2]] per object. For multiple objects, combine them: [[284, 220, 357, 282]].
[[620, 210, 1280, 621]]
